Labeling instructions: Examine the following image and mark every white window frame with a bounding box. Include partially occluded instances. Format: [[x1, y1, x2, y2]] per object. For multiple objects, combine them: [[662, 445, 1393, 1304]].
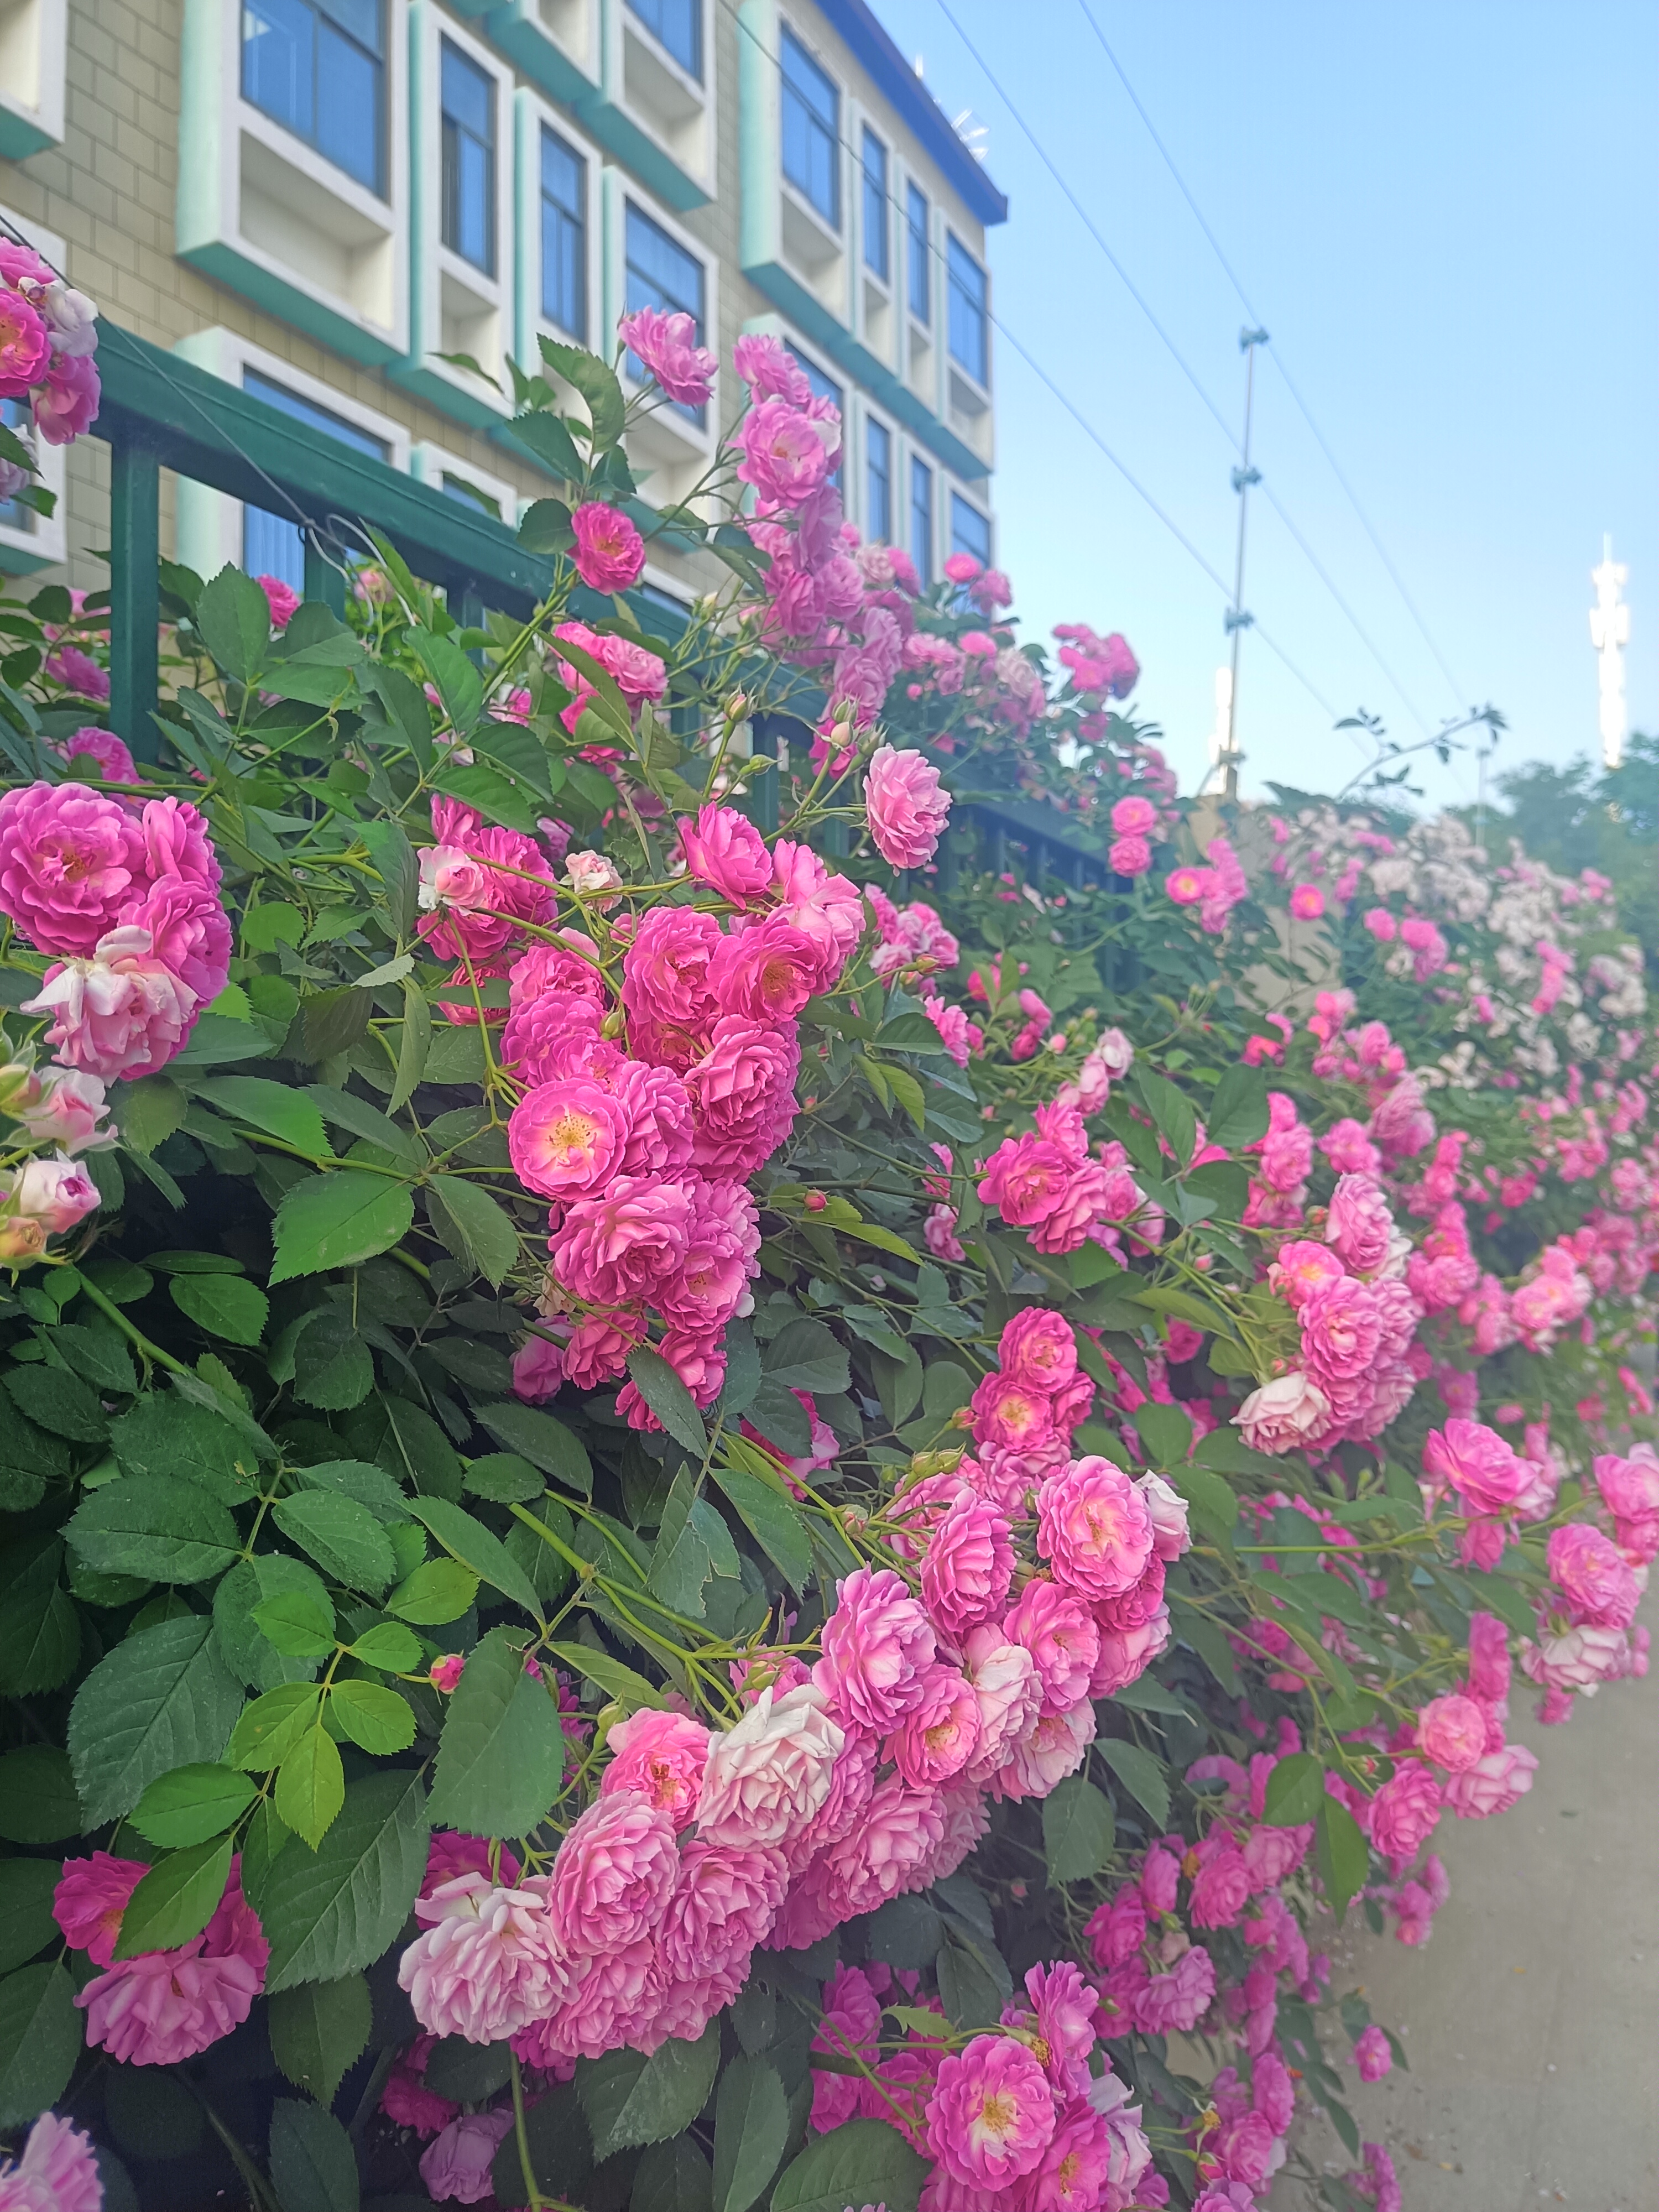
[[486, 0, 601, 111], [0, 0, 66, 158], [771, 11, 850, 324], [902, 437, 938, 589], [0, 206, 67, 574], [410, 439, 521, 525], [944, 477, 993, 570], [606, 171, 719, 507], [511, 90, 602, 382], [397, 3, 514, 426], [589, 0, 717, 211], [176, 0, 411, 364], [853, 393, 899, 550], [170, 327, 410, 581]]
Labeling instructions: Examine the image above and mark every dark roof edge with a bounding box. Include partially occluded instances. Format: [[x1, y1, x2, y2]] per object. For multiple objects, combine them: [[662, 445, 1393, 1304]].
[[814, 0, 1009, 226]]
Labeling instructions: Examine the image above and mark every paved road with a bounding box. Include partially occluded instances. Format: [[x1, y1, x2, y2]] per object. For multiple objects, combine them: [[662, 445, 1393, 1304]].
[[1274, 1595, 1659, 2211]]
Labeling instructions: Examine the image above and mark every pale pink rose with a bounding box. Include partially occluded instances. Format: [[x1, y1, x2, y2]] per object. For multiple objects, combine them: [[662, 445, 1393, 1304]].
[[600, 1708, 712, 1829], [1037, 1458, 1155, 1602], [815, 1566, 936, 1733], [1234, 1373, 1332, 1454], [1004, 1578, 1100, 1715], [695, 1681, 844, 1848], [991, 1698, 1095, 1802], [1546, 1522, 1640, 1628], [13, 1067, 112, 1154], [1324, 1172, 1394, 1275], [888, 1665, 981, 1786], [419, 2108, 514, 2204], [544, 1790, 678, 1954], [1240, 1819, 1311, 1891], [1594, 1449, 1659, 1558], [656, 1838, 787, 1981], [619, 306, 717, 405], [565, 849, 623, 899], [960, 1627, 1043, 1782], [5, 1151, 98, 1237], [1416, 1693, 1486, 1772], [1137, 1471, 1191, 1561], [1368, 1760, 1442, 1860], [920, 1495, 1015, 1639], [398, 1874, 572, 2042], [77, 1860, 268, 2065], [1089, 1605, 1171, 1695], [1520, 1621, 1631, 1693], [779, 1724, 877, 1873], [23, 925, 199, 1078], [122, 872, 229, 1006], [1443, 1741, 1538, 1819], [926, 2037, 1055, 2191], [865, 744, 951, 868], [0, 2112, 104, 2212]]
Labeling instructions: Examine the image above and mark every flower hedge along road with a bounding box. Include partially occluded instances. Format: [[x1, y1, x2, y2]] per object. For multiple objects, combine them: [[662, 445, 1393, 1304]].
[[0, 319, 1650, 2212]]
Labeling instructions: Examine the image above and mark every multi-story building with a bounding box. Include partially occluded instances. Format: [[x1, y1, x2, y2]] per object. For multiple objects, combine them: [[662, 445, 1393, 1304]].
[[0, 0, 1004, 607]]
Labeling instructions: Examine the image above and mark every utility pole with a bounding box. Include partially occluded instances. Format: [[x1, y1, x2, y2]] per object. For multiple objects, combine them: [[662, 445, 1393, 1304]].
[[1218, 327, 1269, 801], [1589, 535, 1629, 770]]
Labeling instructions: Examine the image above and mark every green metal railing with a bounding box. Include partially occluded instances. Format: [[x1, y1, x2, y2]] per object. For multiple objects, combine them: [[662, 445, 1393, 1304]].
[[88, 321, 1117, 892]]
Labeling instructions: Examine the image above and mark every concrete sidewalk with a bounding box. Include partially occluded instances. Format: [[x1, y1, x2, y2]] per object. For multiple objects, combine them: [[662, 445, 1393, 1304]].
[[1274, 1595, 1659, 2211]]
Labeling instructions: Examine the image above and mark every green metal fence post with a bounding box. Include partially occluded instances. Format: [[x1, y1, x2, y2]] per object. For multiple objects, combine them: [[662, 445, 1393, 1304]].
[[109, 438, 160, 760], [303, 531, 348, 618], [747, 713, 780, 834]]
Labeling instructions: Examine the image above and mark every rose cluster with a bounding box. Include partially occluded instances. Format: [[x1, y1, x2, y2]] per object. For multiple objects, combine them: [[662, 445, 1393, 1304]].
[[977, 1095, 1154, 1258], [0, 234, 100, 489]]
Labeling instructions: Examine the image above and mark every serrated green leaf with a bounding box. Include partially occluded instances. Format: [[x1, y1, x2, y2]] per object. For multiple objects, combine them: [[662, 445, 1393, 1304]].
[[1041, 1773, 1116, 1885], [709, 1460, 812, 1593], [426, 1625, 565, 1837], [113, 1834, 233, 1959], [769, 2117, 926, 2212], [170, 1272, 270, 1345], [0, 1534, 80, 1694], [276, 1724, 347, 1848], [543, 1641, 664, 1712], [1316, 1792, 1370, 1919], [66, 1474, 239, 1585], [427, 1174, 521, 1287], [269, 1171, 415, 1285], [269, 2094, 360, 2212], [403, 1495, 545, 1621], [229, 1684, 325, 1772], [196, 1074, 333, 1159], [712, 2054, 787, 2212], [1263, 1751, 1327, 1827], [68, 1614, 243, 1824], [254, 1588, 338, 1658], [129, 1762, 258, 1849], [327, 1680, 416, 1756], [216, 1555, 331, 1690], [1095, 1736, 1170, 1830], [195, 565, 271, 684], [0, 1961, 81, 2131], [578, 2022, 720, 2159], [348, 1620, 421, 1671], [268, 1975, 373, 2110], [254, 1769, 429, 1992], [272, 1493, 395, 1595], [0, 1860, 62, 1974], [625, 1347, 707, 1454], [385, 1556, 479, 1625]]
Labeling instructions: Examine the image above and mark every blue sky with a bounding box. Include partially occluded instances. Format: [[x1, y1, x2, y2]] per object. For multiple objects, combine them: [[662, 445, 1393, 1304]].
[[871, 0, 1659, 810]]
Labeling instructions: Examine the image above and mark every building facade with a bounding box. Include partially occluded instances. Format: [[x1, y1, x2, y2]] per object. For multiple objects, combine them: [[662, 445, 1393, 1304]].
[[0, 0, 1004, 603]]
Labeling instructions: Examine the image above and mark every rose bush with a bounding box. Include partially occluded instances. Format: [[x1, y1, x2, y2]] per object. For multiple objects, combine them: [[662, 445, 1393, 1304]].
[[0, 316, 1650, 2212]]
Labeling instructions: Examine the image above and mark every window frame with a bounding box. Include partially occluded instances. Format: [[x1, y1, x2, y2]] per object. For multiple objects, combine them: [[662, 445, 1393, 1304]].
[[906, 180, 931, 326], [946, 230, 989, 390], [239, 0, 389, 201], [536, 117, 589, 342], [0, 0, 67, 159], [860, 123, 890, 283], [948, 487, 992, 569], [909, 450, 935, 587], [512, 90, 601, 383], [863, 408, 895, 547], [624, 0, 702, 84], [779, 21, 841, 233], [440, 33, 498, 277]]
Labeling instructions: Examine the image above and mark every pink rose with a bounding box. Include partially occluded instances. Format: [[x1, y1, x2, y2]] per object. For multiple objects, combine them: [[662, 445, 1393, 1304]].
[[256, 573, 300, 630], [1422, 1419, 1526, 1516], [990, 1700, 1095, 1802], [1139, 1844, 1181, 1914], [1003, 1578, 1100, 1714], [544, 1791, 678, 1954], [1109, 834, 1153, 875], [600, 1708, 712, 1828], [0, 2113, 104, 2212], [1520, 1621, 1631, 1693], [737, 398, 835, 504], [926, 2036, 1056, 2191], [1234, 1373, 1332, 1455], [1089, 1607, 1171, 1696], [1546, 1522, 1640, 1627], [708, 916, 821, 1023], [656, 1838, 787, 1981], [960, 1628, 1042, 1782], [0, 780, 145, 956], [54, 1850, 146, 1965], [865, 745, 951, 869], [1269, 1239, 1347, 1308], [570, 500, 645, 592], [695, 1681, 844, 1848], [550, 1173, 695, 1306], [920, 1495, 1015, 1639], [1188, 1838, 1252, 1929], [398, 1874, 571, 2042], [24, 925, 199, 1079], [1442, 1741, 1538, 1819], [419, 2109, 513, 2204], [1416, 1693, 1486, 1772], [677, 802, 773, 906], [1137, 1470, 1191, 1561], [888, 1665, 981, 1786], [686, 1014, 800, 1176], [1134, 1943, 1215, 2034], [620, 906, 723, 1071], [508, 1076, 632, 1200], [34, 350, 101, 443], [1036, 1458, 1155, 1602], [1324, 1172, 1394, 1275], [0, 285, 51, 390], [816, 1566, 935, 1733], [998, 1306, 1078, 1392], [511, 1333, 564, 1404], [77, 1859, 268, 2065], [122, 873, 229, 1006], [619, 307, 717, 405], [499, 990, 604, 1083], [55, 726, 137, 784], [4, 1152, 98, 1239], [766, 839, 863, 993], [515, 1935, 661, 2064], [1368, 1759, 1442, 1860]]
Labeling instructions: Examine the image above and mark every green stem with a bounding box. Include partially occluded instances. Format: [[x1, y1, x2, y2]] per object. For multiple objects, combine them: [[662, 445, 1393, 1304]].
[[510, 2049, 547, 2212], [76, 1273, 191, 1375]]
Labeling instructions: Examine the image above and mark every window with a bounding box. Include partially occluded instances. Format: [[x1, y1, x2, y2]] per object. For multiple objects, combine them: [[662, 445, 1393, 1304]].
[[947, 235, 988, 385], [0, 399, 34, 535], [865, 418, 892, 544], [909, 454, 933, 586], [780, 27, 839, 228], [241, 368, 390, 589], [539, 125, 586, 339], [861, 127, 889, 280], [786, 343, 841, 485], [624, 202, 707, 423], [906, 183, 930, 324], [440, 40, 495, 274], [626, 0, 701, 80], [442, 472, 502, 519], [241, 0, 385, 196], [950, 491, 990, 568]]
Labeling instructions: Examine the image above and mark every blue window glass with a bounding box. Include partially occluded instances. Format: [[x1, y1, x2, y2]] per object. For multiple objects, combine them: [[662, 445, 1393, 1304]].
[[947, 234, 988, 386], [906, 182, 930, 323], [626, 0, 701, 80], [441, 40, 495, 275], [540, 126, 586, 340], [865, 418, 892, 545], [785, 342, 841, 486], [442, 472, 502, 519], [909, 454, 933, 586], [950, 491, 990, 567], [0, 398, 34, 535], [241, 369, 389, 589], [781, 27, 839, 227], [624, 202, 707, 425], [862, 126, 889, 279], [242, 0, 385, 196]]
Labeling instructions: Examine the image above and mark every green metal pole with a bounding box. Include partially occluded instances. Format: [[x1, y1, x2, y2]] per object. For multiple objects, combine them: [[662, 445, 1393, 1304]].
[[304, 531, 347, 618], [747, 713, 779, 835], [109, 439, 160, 761]]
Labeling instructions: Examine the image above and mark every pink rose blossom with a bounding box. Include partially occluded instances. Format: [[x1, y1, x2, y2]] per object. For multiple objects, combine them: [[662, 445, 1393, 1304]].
[[380, 2032, 460, 2139], [738, 398, 836, 504], [126, 873, 231, 1005], [686, 1014, 800, 1176], [255, 573, 299, 630], [551, 1173, 695, 1307], [1521, 1621, 1631, 1693], [1289, 883, 1326, 920], [1089, 1607, 1171, 1695], [1135, 1942, 1215, 2034], [1423, 1418, 1526, 1516], [55, 726, 137, 784], [601, 1707, 712, 1828], [515, 1934, 662, 2064], [0, 780, 147, 956], [419, 2109, 514, 2204], [1036, 1458, 1155, 1602], [620, 307, 717, 405], [656, 1838, 787, 1981], [960, 1628, 1043, 1782], [991, 1700, 1095, 1802], [34, 351, 101, 443], [77, 1859, 268, 2065], [544, 1791, 678, 1954], [1416, 1693, 1486, 1772], [1442, 1741, 1538, 1818], [921, 1495, 1015, 1639], [888, 1664, 982, 1786], [399, 1874, 571, 2042], [709, 916, 820, 1023], [815, 1566, 936, 1731], [998, 1307, 1079, 1392], [1188, 1838, 1253, 1929], [0, 2112, 104, 2212], [1137, 1470, 1191, 1561], [1368, 1759, 1442, 1860], [23, 925, 199, 1078], [926, 2036, 1056, 2191], [54, 1850, 146, 1965], [678, 802, 773, 906], [511, 1333, 565, 1403], [1109, 834, 1153, 875], [1324, 1172, 1394, 1275], [508, 1076, 632, 1199], [3, 1151, 98, 1243], [695, 1681, 844, 1848], [1003, 1578, 1100, 1714], [865, 745, 951, 868], [1235, 1373, 1332, 1455], [970, 1369, 1060, 1452], [1546, 1522, 1640, 1627], [570, 500, 645, 592], [0, 286, 51, 392]]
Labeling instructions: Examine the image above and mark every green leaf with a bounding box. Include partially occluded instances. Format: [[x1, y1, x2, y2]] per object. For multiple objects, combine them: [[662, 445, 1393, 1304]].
[[491, 2079, 594, 2209], [291, 1308, 375, 1412], [404, 1496, 546, 1621], [255, 1587, 338, 1658], [216, 1554, 332, 1689], [110, 1393, 259, 1504], [508, 408, 587, 481], [305, 1084, 421, 1165], [0, 1860, 61, 1974], [0, 1535, 80, 1694], [272, 1493, 396, 1595], [544, 1641, 664, 1711], [113, 1833, 233, 1959], [269, 2095, 360, 2212], [760, 1318, 850, 1395], [390, 977, 433, 1114], [1316, 1792, 1370, 1919], [268, 1975, 373, 2109], [1134, 1066, 1198, 1168], [1130, 1400, 1192, 1468], [291, 1458, 412, 1526], [1175, 1463, 1240, 1542], [3, 1364, 107, 1443], [385, 1556, 479, 1625], [634, 2136, 714, 2212], [427, 1625, 567, 1837], [1095, 1737, 1171, 1830], [712, 2054, 788, 2212], [196, 1074, 333, 1159], [359, 819, 418, 937], [66, 1474, 239, 1585], [113, 1073, 188, 1155], [348, 1620, 421, 1671], [1189, 1426, 1282, 1478], [254, 1768, 429, 1992], [300, 984, 371, 1064], [328, 1680, 416, 1755], [743, 1379, 811, 1458], [130, 1762, 258, 1849], [770, 2117, 927, 2212], [170, 1272, 270, 1345], [228, 1684, 324, 1772], [1206, 1061, 1271, 1151], [427, 1175, 521, 1288], [0, 1962, 81, 2131], [464, 1452, 545, 1505], [408, 627, 484, 736], [578, 2022, 721, 2159], [269, 1171, 415, 1285], [937, 1932, 1007, 2028], [625, 1347, 707, 1454], [709, 1460, 812, 1593], [538, 337, 627, 448], [1263, 1751, 1326, 1827], [1041, 1773, 1116, 1885], [425, 2036, 513, 2102], [195, 565, 272, 684], [478, 1402, 592, 1495], [0, 1748, 83, 1843], [276, 1724, 347, 1848], [170, 1009, 278, 1065]]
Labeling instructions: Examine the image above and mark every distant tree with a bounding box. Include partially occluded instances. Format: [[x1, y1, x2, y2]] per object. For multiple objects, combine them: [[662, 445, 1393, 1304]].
[[1483, 732, 1658, 982]]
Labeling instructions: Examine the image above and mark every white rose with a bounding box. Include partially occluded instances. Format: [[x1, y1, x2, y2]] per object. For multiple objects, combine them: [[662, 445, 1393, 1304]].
[[695, 1682, 843, 1848]]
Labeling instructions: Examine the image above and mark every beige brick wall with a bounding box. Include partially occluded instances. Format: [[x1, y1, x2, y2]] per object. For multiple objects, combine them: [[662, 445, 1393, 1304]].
[[0, 0, 989, 599]]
